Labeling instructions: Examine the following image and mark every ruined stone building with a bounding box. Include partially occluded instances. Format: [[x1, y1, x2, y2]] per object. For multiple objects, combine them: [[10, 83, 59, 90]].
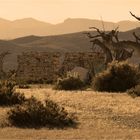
[[16, 52, 61, 82], [0, 51, 10, 78], [16, 51, 105, 82]]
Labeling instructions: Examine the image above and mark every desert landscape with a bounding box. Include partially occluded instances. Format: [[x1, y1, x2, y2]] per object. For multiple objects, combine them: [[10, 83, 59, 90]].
[[0, 0, 140, 140]]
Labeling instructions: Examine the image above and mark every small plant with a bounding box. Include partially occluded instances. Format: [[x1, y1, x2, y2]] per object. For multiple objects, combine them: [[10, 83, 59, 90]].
[[0, 80, 26, 106], [92, 61, 138, 92], [67, 71, 80, 78], [7, 97, 76, 128], [55, 76, 84, 90], [127, 85, 140, 97]]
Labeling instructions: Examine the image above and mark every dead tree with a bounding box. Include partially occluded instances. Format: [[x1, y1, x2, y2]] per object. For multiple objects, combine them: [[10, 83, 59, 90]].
[[133, 32, 140, 43], [130, 12, 140, 21], [84, 27, 135, 65], [130, 12, 140, 43]]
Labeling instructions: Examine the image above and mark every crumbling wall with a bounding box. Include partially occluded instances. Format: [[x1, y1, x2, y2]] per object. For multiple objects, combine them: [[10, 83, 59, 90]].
[[16, 52, 61, 82], [16, 52, 105, 82], [60, 52, 105, 74], [0, 51, 10, 78]]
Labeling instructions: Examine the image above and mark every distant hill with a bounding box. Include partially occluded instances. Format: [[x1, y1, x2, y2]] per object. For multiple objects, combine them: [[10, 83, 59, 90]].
[[0, 27, 139, 71], [12, 35, 43, 44], [0, 18, 139, 39]]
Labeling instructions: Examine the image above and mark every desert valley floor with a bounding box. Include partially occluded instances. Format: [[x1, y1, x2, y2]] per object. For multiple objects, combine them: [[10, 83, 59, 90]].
[[0, 87, 140, 140]]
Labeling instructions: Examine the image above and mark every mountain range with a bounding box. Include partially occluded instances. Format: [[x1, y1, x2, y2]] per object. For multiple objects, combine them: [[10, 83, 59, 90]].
[[0, 18, 139, 39]]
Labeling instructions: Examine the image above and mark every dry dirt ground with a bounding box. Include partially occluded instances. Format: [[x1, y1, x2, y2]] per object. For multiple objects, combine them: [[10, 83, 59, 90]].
[[0, 87, 140, 140]]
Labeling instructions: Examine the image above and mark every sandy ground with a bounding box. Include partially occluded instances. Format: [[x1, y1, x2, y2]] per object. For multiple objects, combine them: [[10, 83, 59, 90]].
[[0, 88, 140, 140]]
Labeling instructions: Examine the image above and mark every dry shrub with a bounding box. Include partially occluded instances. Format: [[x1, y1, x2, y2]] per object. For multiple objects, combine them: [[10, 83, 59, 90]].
[[92, 61, 138, 92], [55, 77, 84, 90], [127, 85, 140, 97], [0, 80, 26, 106], [7, 97, 76, 128]]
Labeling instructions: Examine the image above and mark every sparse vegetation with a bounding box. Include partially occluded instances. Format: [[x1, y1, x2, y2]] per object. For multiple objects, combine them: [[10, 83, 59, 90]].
[[92, 61, 138, 92], [7, 96, 76, 128], [0, 88, 140, 139], [0, 80, 26, 106]]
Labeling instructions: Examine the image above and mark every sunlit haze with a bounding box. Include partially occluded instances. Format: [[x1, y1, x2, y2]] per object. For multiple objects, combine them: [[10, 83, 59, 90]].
[[0, 0, 139, 23]]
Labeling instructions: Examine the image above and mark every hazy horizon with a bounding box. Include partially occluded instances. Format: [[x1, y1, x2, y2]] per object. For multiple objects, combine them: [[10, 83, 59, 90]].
[[0, 17, 138, 24], [0, 0, 139, 24]]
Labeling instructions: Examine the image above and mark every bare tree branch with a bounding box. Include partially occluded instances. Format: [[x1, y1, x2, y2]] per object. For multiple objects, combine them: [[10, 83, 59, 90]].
[[90, 39, 113, 64], [85, 24, 135, 65], [133, 32, 140, 43], [83, 32, 101, 39], [130, 11, 140, 21], [89, 27, 102, 34]]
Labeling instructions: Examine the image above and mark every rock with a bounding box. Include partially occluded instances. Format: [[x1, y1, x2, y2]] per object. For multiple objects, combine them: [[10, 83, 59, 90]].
[[71, 66, 89, 82]]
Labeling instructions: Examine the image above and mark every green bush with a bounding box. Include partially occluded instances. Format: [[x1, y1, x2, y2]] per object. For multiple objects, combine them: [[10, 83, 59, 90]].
[[127, 85, 140, 97], [7, 97, 76, 128], [92, 61, 138, 92], [55, 77, 84, 90], [0, 80, 26, 106]]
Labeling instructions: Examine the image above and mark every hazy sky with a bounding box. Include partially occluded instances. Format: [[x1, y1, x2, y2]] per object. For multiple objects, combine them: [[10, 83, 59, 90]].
[[0, 0, 139, 23]]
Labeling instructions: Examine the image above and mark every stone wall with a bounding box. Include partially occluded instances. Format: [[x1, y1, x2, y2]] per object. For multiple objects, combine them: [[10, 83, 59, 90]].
[[60, 52, 105, 74], [16, 52, 105, 82], [0, 51, 10, 78]]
